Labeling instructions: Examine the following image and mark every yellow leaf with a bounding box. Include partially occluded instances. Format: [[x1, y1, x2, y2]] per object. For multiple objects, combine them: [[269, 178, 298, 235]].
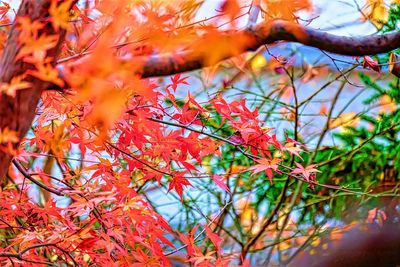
[[83, 254, 91, 263], [250, 54, 268, 72], [50, 255, 58, 262], [362, 0, 389, 29], [278, 240, 292, 250], [329, 112, 359, 130], [236, 198, 256, 229], [311, 236, 321, 247], [379, 95, 397, 113]]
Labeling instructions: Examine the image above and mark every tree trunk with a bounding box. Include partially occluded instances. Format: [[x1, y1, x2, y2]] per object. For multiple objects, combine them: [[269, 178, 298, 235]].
[[0, 0, 69, 183]]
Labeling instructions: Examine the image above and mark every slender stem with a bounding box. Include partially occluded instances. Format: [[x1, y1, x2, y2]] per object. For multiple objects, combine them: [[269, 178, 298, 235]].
[[12, 159, 64, 196], [163, 201, 231, 256]]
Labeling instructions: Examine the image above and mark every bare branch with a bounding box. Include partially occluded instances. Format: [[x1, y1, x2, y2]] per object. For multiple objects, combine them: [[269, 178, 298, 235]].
[[12, 159, 64, 196], [130, 20, 400, 77], [0, 242, 76, 266], [163, 201, 231, 256]]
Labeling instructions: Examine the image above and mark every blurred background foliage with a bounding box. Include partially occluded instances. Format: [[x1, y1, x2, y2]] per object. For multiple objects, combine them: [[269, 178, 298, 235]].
[[158, 3, 400, 265]]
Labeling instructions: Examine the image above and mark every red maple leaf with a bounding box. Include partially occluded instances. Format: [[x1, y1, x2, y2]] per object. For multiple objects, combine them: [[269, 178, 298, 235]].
[[249, 158, 281, 183], [167, 73, 189, 92], [168, 176, 192, 200], [363, 56, 380, 72], [291, 162, 321, 182], [212, 175, 231, 193]]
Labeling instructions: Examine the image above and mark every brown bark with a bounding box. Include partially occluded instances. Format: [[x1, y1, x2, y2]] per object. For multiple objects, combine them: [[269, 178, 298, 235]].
[[133, 20, 400, 77], [0, 0, 73, 183]]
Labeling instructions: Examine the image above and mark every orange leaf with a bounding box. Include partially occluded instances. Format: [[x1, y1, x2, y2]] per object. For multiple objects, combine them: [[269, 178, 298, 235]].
[[263, 0, 312, 21], [49, 0, 74, 30], [17, 34, 59, 63], [329, 112, 360, 129], [26, 63, 64, 87], [0, 75, 31, 97], [219, 0, 241, 20], [0, 127, 19, 144]]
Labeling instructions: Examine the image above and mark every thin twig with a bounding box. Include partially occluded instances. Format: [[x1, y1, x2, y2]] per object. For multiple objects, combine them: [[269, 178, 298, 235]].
[[12, 159, 64, 196], [0, 243, 72, 266], [163, 201, 232, 256], [106, 142, 173, 177], [317, 123, 400, 167], [247, 0, 261, 30]]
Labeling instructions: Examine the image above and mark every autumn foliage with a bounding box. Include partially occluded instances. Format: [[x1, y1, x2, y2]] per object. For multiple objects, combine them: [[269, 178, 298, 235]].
[[0, 0, 399, 266]]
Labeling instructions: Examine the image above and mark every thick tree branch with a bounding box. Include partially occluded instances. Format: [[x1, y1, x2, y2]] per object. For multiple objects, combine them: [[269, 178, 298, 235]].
[[132, 20, 400, 77]]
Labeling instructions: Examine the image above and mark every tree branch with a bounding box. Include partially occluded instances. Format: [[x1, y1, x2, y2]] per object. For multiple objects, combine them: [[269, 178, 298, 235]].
[[163, 201, 231, 256], [129, 20, 400, 77], [0, 242, 76, 266], [12, 159, 64, 196]]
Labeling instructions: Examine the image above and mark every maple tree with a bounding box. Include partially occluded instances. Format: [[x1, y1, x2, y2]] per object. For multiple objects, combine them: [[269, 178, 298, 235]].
[[0, 0, 399, 266]]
